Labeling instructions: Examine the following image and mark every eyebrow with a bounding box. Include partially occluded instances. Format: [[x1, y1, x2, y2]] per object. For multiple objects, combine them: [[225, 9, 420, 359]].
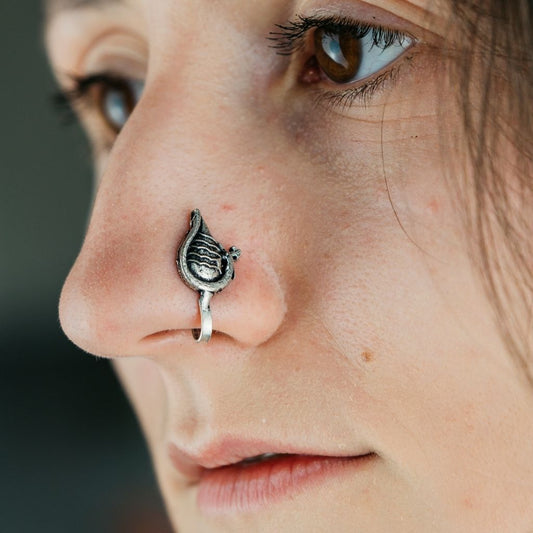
[[45, 0, 119, 19]]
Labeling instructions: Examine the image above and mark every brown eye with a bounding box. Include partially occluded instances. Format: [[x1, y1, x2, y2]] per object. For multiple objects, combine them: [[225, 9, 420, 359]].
[[314, 28, 362, 84], [97, 78, 144, 133]]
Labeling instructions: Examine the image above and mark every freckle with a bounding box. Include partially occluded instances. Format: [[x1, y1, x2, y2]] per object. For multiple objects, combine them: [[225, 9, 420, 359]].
[[427, 198, 440, 214], [221, 204, 236, 211], [361, 351, 374, 363], [462, 497, 474, 509]]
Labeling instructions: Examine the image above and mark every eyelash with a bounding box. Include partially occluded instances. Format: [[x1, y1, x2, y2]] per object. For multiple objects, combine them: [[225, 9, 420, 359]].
[[269, 14, 413, 108], [270, 15, 407, 55], [53, 73, 127, 126]]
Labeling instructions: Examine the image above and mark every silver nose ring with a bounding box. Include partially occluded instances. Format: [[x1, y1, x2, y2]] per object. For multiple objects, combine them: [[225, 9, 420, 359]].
[[176, 209, 241, 342]]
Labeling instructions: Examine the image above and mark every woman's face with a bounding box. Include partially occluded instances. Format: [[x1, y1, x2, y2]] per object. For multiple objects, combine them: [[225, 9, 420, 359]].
[[47, 0, 533, 530]]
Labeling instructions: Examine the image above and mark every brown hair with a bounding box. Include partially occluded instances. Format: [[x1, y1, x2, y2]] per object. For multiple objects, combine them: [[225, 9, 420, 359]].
[[450, 0, 533, 382]]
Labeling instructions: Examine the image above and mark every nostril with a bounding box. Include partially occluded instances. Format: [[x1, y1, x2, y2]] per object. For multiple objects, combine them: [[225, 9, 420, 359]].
[[140, 328, 234, 347], [142, 330, 180, 342], [140, 329, 193, 345]]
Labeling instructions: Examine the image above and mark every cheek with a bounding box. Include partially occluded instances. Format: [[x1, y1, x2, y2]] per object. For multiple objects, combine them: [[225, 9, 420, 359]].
[[305, 102, 519, 412]]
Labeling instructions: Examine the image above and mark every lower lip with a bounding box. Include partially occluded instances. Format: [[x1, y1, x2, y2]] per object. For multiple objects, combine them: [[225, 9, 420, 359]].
[[196, 453, 374, 515]]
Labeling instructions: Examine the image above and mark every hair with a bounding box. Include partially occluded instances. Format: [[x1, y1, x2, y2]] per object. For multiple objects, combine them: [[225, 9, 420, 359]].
[[448, 0, 533, 383]]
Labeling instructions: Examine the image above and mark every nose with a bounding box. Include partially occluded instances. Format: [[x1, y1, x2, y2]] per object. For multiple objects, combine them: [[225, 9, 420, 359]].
[[58, 86, 287, 357]]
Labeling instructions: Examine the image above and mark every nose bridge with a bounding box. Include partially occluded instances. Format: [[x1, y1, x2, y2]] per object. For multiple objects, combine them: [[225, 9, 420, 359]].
[[95, 42, 265, 234], [122, 62, 260, 196], [113, 0, 284, 207], [90, 43, 288, 263], [85, 88, 243, 282]]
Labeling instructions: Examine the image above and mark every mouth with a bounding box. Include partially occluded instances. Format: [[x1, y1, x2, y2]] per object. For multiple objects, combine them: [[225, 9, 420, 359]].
[[168, 443, 375, 515], [238, 452, 284, 465]]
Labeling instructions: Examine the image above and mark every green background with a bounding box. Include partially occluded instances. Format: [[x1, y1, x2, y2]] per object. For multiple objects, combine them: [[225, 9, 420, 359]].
[[1, 2, 172, 531]]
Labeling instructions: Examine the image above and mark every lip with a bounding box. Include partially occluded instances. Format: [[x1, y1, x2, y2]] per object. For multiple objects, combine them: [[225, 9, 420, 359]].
[[168, 438, 375, 515], [197, 453, 375, 515]]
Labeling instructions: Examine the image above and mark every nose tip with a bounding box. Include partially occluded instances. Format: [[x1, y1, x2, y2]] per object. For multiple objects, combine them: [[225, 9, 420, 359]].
[[58, 226, 286, 357]]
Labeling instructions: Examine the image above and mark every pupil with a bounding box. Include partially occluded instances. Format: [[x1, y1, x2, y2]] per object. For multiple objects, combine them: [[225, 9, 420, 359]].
[[314, 28, 361, 84]]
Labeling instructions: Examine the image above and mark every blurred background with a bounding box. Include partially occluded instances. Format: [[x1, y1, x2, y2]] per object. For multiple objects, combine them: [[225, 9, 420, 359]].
[[1, 2, 173, 532]]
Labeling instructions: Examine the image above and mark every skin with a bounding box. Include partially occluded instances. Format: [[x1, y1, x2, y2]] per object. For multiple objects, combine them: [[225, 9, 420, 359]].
[[46, 0, 533, 531]]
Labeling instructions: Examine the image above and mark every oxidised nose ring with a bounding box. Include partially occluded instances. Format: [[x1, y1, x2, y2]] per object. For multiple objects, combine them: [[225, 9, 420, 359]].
[[177, 209, 241, 342]]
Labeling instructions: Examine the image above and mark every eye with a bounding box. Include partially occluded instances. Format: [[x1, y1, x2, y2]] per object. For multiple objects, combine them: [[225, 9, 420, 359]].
[[54, 74, 145, 135], [269, 16, 415, 106], [313, 27, 412, 85], [97, 77, 144, 133]]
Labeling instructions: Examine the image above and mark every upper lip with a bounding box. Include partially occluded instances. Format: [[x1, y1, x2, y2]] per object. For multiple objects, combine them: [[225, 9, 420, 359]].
[[168, 436, 372, 483]]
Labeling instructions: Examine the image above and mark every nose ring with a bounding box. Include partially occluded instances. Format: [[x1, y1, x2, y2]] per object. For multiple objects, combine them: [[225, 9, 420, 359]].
[[177, 209, 241, 342]]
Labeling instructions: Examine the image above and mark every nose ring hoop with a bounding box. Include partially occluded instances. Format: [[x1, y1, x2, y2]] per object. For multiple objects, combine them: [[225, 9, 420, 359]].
[[177, 209, 241, 343]]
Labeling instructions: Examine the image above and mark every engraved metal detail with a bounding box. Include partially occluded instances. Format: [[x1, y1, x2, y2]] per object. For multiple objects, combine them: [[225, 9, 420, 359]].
[[177, 209, 241, 342]]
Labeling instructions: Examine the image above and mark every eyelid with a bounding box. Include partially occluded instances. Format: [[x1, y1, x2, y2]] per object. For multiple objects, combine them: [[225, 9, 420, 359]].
[[46, 8, 147, 87], [81, 32, 148, 79]]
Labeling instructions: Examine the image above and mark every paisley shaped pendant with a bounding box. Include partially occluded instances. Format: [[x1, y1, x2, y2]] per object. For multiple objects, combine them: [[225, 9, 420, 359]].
[[177, 209, 241, 342]]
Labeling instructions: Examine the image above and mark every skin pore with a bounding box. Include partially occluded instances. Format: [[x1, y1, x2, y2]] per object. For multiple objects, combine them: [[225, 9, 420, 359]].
[[46, 0, 533, 531]]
